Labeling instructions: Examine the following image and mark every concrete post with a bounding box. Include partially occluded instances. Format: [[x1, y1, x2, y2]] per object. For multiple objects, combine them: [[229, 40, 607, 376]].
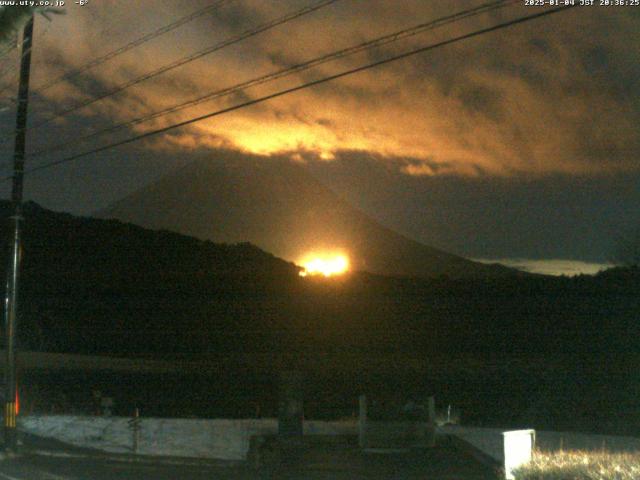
[[132, 408, 140, 453], [127, 407, 141, 454], [278, 371, 303, 438], [503, 429, 535, 480], [358, 394, 367, 448], [426, 396, 436, 447]]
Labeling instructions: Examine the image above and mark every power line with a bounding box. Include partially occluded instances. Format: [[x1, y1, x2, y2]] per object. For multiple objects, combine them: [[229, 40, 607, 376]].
[[0, 46, 18, 85], [23, 0, 340, 135], [32, 0, 234, 95], [0, 85, 16, 118], [0, 43, 16, 63], [0, 76, 17, 102], [0, 37, 22, 109], [0, 1, 235, 143], [29, 0, 516, 159], [0, 15, 56, 110], [0, 0, 234, 108], [8, 4, 575, 180], [0, 64, 15, 84]]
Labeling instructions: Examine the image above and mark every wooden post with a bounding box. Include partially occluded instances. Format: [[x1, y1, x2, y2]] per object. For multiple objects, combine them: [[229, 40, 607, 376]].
[[358, 394, 367, 448]]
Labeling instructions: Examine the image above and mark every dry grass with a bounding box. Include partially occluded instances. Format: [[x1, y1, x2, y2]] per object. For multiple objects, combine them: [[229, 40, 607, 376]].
[[513, 449, 640, 479]]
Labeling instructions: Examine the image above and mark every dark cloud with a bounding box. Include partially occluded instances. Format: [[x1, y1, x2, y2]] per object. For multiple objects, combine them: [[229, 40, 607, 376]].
[[454, 83, 503, 122], [15, 2, 633, 178], [306, 151, 640, 262]]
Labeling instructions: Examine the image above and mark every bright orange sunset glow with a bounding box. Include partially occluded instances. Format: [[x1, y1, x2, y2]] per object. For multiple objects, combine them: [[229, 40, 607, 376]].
[[299, 254, 350, 278]]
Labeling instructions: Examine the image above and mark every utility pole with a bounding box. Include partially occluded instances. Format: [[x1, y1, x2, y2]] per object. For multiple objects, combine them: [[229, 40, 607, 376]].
[[4, 15, 34, 452]]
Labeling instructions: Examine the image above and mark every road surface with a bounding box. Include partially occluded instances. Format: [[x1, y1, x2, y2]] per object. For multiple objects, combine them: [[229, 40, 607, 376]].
[[0, 435, 498, 479]]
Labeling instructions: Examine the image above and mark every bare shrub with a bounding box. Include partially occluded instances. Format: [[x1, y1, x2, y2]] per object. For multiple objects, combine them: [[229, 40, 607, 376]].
[[514, 449, 640, 479]]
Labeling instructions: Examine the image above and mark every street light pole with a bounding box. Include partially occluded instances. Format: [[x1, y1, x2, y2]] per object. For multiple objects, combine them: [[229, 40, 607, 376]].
[[4, 15, 34, 452]]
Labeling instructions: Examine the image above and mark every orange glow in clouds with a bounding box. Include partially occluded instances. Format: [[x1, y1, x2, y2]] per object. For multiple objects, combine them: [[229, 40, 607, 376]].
[[299, 253, 349, 277]]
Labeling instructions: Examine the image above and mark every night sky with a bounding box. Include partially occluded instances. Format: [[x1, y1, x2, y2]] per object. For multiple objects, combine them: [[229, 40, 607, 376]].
[[0, 0, 638, 275]]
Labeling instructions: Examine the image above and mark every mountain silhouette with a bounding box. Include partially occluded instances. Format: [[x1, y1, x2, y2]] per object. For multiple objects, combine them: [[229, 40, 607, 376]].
[[99, 151, 515, 278]]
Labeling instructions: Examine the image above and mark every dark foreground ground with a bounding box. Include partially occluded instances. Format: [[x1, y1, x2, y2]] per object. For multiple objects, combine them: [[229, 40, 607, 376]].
[[0, 435, 498, 480]]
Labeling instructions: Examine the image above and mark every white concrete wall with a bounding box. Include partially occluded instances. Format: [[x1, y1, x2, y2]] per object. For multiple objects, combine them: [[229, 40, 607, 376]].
[[19, 415, 358, 461]]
